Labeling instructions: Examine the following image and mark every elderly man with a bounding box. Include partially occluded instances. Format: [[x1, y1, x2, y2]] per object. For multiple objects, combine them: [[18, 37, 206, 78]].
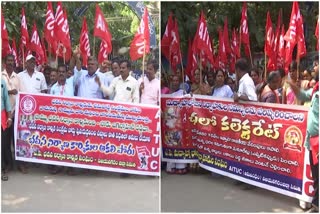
[[96, 59, 139, 103], [18, 54, 47, 94], [74, 56, 110, 99], [17, 54, 47, 173]]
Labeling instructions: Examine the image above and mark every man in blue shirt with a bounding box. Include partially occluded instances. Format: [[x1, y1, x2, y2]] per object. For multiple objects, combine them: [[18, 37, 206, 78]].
[[75, 56, 111, 99]]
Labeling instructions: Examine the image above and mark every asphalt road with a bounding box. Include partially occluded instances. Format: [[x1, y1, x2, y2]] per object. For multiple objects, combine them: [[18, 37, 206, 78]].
[[1, 165, 159, 212], [161, 171, 304, 213]]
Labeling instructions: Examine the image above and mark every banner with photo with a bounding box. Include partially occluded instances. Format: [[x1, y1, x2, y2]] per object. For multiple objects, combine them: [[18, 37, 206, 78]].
[[15, 93, 160, 176], [161, 94, 314, 201]]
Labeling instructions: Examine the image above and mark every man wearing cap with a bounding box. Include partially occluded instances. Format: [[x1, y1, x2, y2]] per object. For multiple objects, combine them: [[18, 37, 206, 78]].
[[17, 54, 47, 173], [18, 54, 47, 94]]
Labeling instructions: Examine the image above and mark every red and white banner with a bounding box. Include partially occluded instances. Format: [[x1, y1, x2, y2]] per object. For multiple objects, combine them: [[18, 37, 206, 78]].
[[11, 38, 19, 65], [240, 2, 251, 58], [161, 94, 313, 201], [129, 7, 150, 61], [15, 93, 160, 176], [161, 13, 174, 61]]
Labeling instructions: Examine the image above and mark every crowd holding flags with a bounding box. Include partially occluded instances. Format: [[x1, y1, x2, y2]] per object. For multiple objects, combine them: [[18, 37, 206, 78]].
[[1, 2, 152, 69], [161, 1, 318, 82]]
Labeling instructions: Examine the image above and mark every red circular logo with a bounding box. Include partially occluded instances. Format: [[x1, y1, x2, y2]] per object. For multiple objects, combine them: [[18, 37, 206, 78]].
[[20, 95, 36, 115]]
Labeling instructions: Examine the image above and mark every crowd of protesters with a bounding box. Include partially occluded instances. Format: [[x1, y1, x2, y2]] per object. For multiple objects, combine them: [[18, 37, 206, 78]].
[[161, 57, 319, 212], [1, 50, 160, 180]]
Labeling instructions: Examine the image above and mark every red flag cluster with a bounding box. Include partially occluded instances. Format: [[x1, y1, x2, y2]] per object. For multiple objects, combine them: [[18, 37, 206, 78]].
[[284, 2, 306, 72], [161, 13, 182, 72]]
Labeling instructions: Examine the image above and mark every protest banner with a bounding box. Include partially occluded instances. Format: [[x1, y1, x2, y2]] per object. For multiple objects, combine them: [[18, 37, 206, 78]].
[[161, 94, 313, 201], [15, 92, 160, 176]]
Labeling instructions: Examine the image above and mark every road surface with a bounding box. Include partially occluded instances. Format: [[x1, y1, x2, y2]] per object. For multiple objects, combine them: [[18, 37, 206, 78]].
[[161, 171, 304, 213], [2, 166, 159, 212]]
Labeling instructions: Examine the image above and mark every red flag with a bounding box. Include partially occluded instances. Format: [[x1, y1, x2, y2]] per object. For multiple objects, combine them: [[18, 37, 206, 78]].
[[273, 10, 282, 57], [265, 11, 276, 71], [44, 2, 58, 55], [1, 12, 11, 57], [284, 2, 301, 71], [264, 11, 274, 57], [79, 17, 91, 67], [54, 3, 71, 48], [315, 19, 319, 51], [21, 7, 29, 47], [94, 4, 112, 53], [230, 28, 239, 73], [169, 18, 182, 71], [11, 38, 18, 65], [98, 40, 109, 64], [29, 23, 44, 63], [296, 6, 306, 60], [219, 28, 227, 71], [240, 2, 251, 58], [192, 11, 214, 66], [277, 24, 286, 69], [129, 7, 150, 61], [185, 38, 197, 81], [161, 12, 174, 61], [223, 17, 231, 55]]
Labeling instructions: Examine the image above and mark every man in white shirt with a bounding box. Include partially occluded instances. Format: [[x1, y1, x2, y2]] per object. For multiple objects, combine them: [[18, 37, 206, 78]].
[[232, 58, 257, 190], [17, 54, 47, 173], [74, 56, 110, 99], [96, 59, 139, 104], [233, 58, 257, 102], [18, 55, 47, 94], [139, 60, 160, 105]]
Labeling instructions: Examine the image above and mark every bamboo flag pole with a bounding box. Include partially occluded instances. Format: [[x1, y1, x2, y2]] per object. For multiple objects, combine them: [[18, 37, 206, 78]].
[[142, 40, 146, 83], [22, 48, 25, 69], [93, 37, 96, 57], [179, 51, 186, 94], [248, 46, 254, 68], [264, 53, 267, 81], [199, 53, 203, 85], [239, 28, 241, 57]]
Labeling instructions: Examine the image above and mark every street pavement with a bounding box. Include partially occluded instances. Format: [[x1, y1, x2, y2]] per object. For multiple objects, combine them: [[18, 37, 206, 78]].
[[1, 166, 159, 212], [161, 171, 305, 213]]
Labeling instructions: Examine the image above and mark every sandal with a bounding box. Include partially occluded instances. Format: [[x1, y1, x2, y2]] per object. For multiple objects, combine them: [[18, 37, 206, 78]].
[[176, 168, 188, 175], [166, 168, 176, 174]]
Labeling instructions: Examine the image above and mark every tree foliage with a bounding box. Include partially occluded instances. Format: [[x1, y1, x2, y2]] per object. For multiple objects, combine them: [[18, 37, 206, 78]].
[[161, 2, 319, 55]]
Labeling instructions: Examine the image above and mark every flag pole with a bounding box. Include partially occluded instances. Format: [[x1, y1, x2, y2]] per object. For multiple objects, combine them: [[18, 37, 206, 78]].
[[142, 40, 146, 84], [264, 53, 267, 81], [93, 37, 96, 57], [239, 28, 241, 57], [248, 46, 253, 67], [22, 48, 25, 69], [179, 51, 186, 94], [199, 53, 203, 86]]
